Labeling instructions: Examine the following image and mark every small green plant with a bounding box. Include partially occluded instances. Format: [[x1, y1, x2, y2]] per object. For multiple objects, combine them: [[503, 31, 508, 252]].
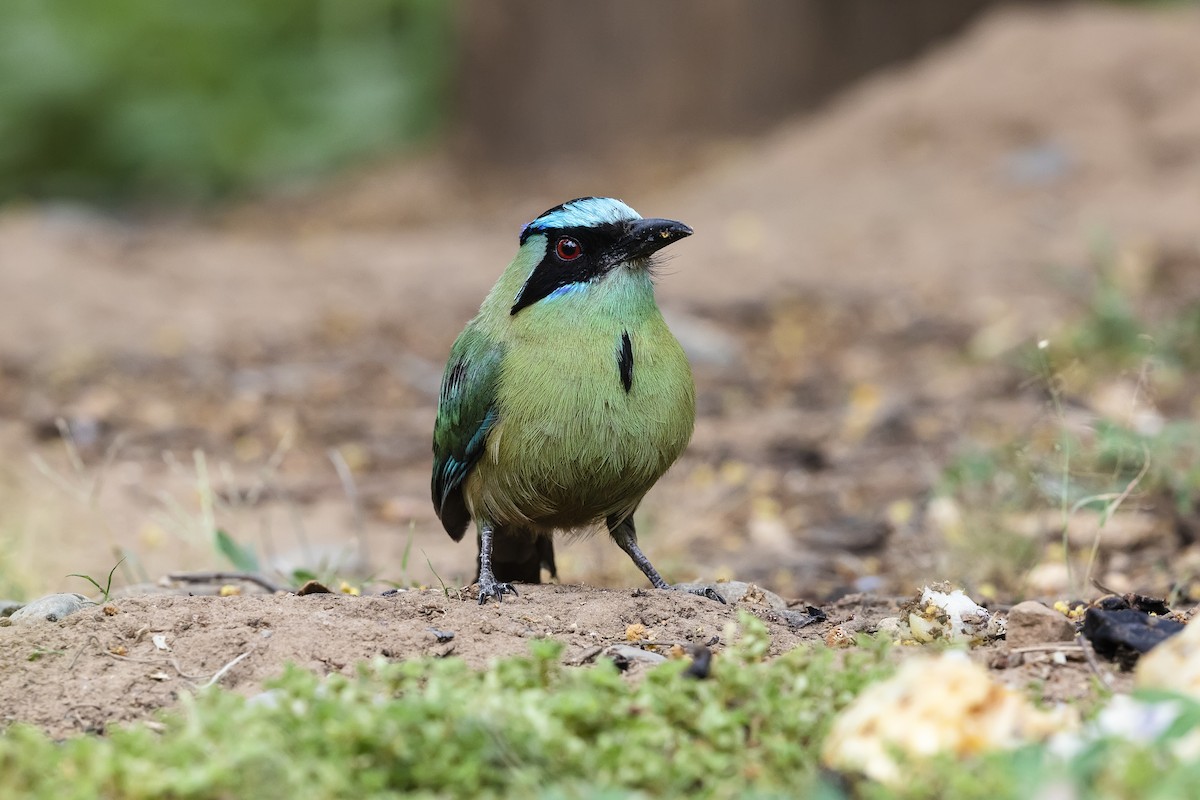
[[423, 549, 450, 597], [67, 556, 125, 603]]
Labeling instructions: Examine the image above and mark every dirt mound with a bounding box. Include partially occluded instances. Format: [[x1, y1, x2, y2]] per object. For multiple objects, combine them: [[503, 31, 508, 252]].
[[1, 586, 836, 738]]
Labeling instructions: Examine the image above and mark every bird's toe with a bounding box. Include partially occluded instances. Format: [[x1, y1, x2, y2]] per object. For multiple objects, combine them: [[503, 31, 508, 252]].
[[477, 580, 519, 605]]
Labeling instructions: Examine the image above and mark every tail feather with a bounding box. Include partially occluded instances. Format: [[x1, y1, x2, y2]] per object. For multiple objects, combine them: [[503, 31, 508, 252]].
[[476, 527, 557, 584]]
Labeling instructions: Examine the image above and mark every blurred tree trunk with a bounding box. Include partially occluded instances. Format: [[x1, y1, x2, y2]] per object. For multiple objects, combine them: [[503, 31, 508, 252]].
[[456, 0, 1002, 162]]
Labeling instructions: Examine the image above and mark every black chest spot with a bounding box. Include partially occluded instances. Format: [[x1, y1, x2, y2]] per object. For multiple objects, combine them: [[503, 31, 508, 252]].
[[617, 331, 633, 394]]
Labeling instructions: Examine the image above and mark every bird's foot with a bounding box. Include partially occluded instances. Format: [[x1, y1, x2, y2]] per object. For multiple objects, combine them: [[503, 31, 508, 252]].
[[476, 576, 518, 605], [671, 583, 727, 604]]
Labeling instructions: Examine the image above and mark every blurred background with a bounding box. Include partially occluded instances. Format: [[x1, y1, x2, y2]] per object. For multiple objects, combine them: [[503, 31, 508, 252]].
[[1, 0, 1199, 605]]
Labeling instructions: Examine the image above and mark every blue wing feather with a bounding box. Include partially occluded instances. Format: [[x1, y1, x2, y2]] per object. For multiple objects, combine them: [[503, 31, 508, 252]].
[[431, 329, 503, 540]]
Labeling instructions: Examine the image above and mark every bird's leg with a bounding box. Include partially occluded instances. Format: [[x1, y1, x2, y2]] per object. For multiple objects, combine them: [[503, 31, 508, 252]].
[[607, 515, 724, 603], [477, 522, 518, 605], [607, 515, 671, 590]]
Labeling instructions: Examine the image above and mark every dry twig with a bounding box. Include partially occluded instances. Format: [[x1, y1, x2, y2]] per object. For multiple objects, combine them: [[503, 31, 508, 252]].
[[166, 571, 284, 593]]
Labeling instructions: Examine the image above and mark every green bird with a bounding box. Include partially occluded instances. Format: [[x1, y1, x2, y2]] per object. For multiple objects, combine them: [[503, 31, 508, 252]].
[[432, 197, 701, 604]]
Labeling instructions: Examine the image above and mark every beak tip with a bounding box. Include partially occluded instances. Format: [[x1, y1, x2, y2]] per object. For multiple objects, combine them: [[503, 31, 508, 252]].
[[658, 220, 692, 242]]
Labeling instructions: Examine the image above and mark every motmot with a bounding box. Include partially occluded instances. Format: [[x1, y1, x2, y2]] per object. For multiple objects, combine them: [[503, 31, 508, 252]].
[[431, 197, 706, 604]]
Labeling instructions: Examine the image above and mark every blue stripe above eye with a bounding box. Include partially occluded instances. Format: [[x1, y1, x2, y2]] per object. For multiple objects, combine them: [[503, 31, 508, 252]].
[[522, 197, 640, 236]]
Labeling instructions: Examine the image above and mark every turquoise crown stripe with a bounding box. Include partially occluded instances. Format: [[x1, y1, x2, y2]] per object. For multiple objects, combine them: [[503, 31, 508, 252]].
[[522, 197, 640, 237]]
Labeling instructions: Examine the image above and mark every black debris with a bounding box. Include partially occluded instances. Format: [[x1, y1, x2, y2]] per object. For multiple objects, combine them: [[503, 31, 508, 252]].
[[1081, 607, 1185, 670]]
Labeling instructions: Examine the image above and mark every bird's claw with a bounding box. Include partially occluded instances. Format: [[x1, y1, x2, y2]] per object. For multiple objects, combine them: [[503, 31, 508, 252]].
[[477, 579, 518, 605]]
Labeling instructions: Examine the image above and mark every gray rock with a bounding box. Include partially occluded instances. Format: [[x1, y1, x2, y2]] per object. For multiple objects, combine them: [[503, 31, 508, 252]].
[[1005, 601, 1077, 648], [673, 581, 788, 609], [603, 645, 668, 668], [8, 593, 93, 624]]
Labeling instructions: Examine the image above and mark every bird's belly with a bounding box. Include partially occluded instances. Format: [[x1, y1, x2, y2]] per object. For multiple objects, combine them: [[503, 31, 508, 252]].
[[467, 333, 695, 530]]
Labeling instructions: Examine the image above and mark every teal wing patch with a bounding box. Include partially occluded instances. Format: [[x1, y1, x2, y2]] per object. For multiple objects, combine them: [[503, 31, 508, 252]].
[[432, 331, 503, 540]]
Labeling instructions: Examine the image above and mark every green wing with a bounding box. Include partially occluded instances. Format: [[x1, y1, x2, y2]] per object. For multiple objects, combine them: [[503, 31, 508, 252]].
[[431, 326, 504, 540]]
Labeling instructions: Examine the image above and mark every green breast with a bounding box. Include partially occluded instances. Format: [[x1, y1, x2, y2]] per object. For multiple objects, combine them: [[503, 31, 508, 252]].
[[467, 271, 695, 529]]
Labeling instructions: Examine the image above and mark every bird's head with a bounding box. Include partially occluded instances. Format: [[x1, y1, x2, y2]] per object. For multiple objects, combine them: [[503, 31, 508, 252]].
[[509, 197, 692, 316]]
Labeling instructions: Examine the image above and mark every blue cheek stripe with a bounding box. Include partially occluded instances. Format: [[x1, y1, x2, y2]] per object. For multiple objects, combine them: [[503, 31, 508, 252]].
[[544, 283, 588, 302]]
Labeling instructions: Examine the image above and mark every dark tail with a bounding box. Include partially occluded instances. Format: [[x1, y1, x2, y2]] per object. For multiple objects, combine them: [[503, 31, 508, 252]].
[[476, 527, 557, 584]]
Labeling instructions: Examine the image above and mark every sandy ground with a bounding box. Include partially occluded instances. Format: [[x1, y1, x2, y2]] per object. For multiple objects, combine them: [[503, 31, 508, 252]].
[[0, 3, 1196, 733], [0, 586, 1130, 739]]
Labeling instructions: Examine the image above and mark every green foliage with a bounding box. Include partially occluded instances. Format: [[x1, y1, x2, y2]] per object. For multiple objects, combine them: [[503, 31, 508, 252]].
[[0, 0, 452, 203], [213, 528, 259, 573], [1051, 244, 1200, 373], [0, 617, 894, 799]]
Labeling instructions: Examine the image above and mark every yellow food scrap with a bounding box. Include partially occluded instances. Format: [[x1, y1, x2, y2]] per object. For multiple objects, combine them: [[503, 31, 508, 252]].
[[823, 653, 1076, 785]]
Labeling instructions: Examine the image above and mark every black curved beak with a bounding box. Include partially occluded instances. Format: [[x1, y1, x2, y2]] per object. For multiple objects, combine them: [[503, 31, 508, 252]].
[[613, 218, 693, 262]]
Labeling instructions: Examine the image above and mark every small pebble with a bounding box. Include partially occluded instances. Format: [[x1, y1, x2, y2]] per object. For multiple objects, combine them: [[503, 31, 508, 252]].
[[1006, 601, 1077, 648], [428, 627, 455, 643]]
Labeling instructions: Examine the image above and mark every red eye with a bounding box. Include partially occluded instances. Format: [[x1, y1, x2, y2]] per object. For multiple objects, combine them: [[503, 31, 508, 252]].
[[555, 237, 582, 261]]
